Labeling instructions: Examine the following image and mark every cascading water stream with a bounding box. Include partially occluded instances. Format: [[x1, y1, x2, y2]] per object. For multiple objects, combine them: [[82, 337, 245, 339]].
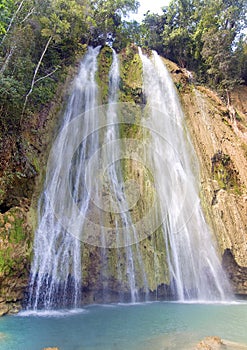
[[28, 46, 150, 309], [139, 48, 232, 300], [28, 46, 101, 309], [103, 49, 149, 302]]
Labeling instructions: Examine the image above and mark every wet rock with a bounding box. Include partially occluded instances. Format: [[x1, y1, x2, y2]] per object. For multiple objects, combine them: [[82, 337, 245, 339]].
[[0, 301, 21, 317], [0, 303, 9, 317], [0, 206, 32, 315], [222, 249, 247, 295]]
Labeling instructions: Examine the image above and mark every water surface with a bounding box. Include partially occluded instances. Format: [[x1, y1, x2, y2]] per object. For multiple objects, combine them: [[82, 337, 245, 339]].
[[0, 301, 247, 350]]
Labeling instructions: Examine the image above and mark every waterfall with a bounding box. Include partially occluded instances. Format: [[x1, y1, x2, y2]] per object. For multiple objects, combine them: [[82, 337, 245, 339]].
[[27, 45, 232, 310], [28, 46, 101, 309], [139, 48, 232, 300]]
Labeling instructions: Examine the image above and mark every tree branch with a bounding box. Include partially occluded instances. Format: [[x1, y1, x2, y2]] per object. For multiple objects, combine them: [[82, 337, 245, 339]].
[[34, 67, 59, 84], [21, 7, 35, 23]]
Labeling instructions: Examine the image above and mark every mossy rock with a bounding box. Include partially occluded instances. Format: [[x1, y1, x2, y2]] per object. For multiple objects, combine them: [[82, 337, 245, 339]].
[[211, 150, 242, 194], [119, 44, 144, 104], [0, 207, 32, 276], [97, 46, 113, 104]]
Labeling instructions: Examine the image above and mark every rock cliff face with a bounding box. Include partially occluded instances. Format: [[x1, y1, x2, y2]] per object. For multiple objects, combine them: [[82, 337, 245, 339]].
[[0, 46, 247, 314], [165, 59, 247, 295]]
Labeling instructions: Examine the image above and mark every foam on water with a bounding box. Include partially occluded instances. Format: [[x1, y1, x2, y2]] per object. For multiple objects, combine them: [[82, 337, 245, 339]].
[[17, 308, 88, 318]]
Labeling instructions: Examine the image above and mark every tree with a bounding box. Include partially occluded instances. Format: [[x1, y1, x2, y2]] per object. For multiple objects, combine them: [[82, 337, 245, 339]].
[[140, 11, 167, 54], [234, 35, 247, 85], [138, 0, 247, 92], [113, 20, 142, 51], [200, 0, 247, 97], [201, 28, 238, 95], [161, 0, 200, 67], [88, 0, 139, 45]]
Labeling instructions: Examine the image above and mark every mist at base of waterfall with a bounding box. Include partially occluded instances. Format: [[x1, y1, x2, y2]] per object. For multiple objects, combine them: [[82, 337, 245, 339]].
[[1, 301, 247, 350]]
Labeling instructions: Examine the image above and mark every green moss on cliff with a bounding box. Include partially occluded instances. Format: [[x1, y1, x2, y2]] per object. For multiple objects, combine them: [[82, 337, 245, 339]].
[[97, 46, 113, 104], [211, 150, 242, 194], [0, 208, 32, 276], [241, 143, 247, 160], [0, 206, 32, 315], [119, 45, 143, 104]]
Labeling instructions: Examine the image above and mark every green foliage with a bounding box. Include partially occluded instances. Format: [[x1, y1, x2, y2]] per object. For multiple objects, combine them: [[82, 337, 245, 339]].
[[30, 78, 57, 105], [0, 0, 15, 35], [0, 76, 24, 104], [39, 0, 89, 44]]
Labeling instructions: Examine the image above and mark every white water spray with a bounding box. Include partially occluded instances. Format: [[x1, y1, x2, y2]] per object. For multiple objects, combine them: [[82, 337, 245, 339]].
[[139, 48, 232, 300], [28, 46, 101, 309]]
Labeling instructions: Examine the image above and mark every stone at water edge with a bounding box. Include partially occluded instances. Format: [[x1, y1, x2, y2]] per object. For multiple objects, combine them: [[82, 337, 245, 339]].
[[195, 336, 247, 349], [42, 348, 59, 350], [0, 303, 9, 317], [195, 336, 225, 349]]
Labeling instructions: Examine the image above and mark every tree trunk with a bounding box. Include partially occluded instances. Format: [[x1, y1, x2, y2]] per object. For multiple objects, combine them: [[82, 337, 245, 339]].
[[0, 46, 15, 74], [1, 0, 26, 45], [226, 89, 231, 107], [22, 36, 53, 118]]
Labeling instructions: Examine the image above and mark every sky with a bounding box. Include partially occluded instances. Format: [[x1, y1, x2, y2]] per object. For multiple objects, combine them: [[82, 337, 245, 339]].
[[130, 0, 171, 22]]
